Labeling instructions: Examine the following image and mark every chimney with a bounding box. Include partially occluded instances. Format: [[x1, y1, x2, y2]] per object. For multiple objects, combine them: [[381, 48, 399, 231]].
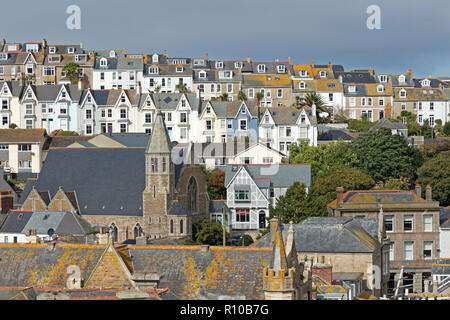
[[137, 81, 141, 95], [41, 38, 47, 49], [415, 184, 422, 198], [163, 50, 168, 57], [407, 69, 413, 79], [201, 244, 210, 252], [269, 217, 279, 244], [288, 56, 291, 64], [77, 78, 84, 91], [336, 187, 344, 208], [368, 67, 374, 75], [311, 60, 315, 68], [0, 192, 13, 214], [205, 52, 209, 60], [425, 185, 432, 201], [80, 42, 83, 49], [97, 227, 108, 245], [1, 39, 5, 46], [378, 206, 385, 240], [338, 75, 343, 84], [275, 57, 279, 62], [312, 103, 317, 117], [328, 61, 332, 68], [246, 56, 251, 63]]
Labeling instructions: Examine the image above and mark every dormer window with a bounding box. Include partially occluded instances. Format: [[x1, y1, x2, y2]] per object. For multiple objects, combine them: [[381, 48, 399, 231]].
[[0, 53, 8, 61], [108, 50, 116, 58], [400, 89, 406, 98], [121, 95, 126, 103], [319, 71, 327, 78], [257, 64, 266, 73], [7, 45, 17, 52], [176, 66, 183, 73], [206, 107, 211, 114], [241, 107, 246, 114], [421, 79, 431, 87], [61, 91, 66, 98], [152, 54, 158, 63], [87, 95, 92, 103], [300, 70, 307, 77], [49, 55, 60, 63], [398, 75, 406, 83], [75, 55, 86, 62], [299, 81, 306, 89], [377, 85, 384, 93], [26, 44, 39, 52], [68, 47, 75, 54], [277, 65, 286, 73], [49, 47, 56, 54], [148, 66, 159, 74], [199, 71, 207, 79], [100, 58, 107, 67], [234, 62, 242, 69], [194, 59, 205, 66], [379, 75, 387, 82], [215, 61, 223, 69], [349, 86, 356, 93]]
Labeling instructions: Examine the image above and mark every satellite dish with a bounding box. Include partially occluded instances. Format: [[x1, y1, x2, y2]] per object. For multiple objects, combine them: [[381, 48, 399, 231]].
[[47, 228, 55, 237]]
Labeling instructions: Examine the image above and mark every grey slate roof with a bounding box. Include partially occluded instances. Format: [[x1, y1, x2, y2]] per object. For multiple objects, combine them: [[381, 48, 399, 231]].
[[0, 211, 33, 233], [209, 200, 230, 214], [144, 93, 200, 112], [105, 133, 150, 148], [225, 164, 312, 189], [94, 57, 143, 70], [167, 201, 192, 216], [440, 208, 450, 228], [370, 118, 407, 131], [318, 129, 355, 141], [256, 217, 379, 253], [336, 71, 375, 83], [21, 211, 89, 236]]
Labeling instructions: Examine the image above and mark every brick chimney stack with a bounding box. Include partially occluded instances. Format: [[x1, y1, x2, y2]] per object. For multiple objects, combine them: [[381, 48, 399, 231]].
[[0, 191, 13, 214], [336, 187, 344, 208], [269, 217, 279, 244]]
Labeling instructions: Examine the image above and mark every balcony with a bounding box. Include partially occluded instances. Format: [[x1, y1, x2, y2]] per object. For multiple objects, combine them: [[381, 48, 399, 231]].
[[231, 222, 258, 230]]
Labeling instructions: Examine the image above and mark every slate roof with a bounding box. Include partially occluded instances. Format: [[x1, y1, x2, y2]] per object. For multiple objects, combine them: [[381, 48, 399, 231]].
[[225, 164, 312, 189], [440, 208, 450, 228], [105, 133, 150, 148], [19, 148, 146, 217], [145, 93, 200, 112], [129, 246, 272, 299], [0, 81, 25, 96], [0, 129, 46, 143], [146, 113, 172, 154], [167, 202, 192, 216], [30, 85, 83, 102], [94, 57, 143, 70], [260, 106, 315, 125], [318, 129, 355, 141], [370, 118, 407, 131], [0, 211, 33, 233], [49, 136, 93, 148], [335, 71, 376, 83], [255, 217, 379, 253], [0, 244, 104, 287], [209, 200, 230, 214], [22, 211, 89, 236]]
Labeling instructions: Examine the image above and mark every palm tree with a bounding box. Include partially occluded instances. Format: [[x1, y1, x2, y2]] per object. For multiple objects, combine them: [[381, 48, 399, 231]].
[[176, 82, 188, 93], [299, 92, 329, 114], [220, 93, 229, 101], [238, 90, 247, 101], [256, 92, 264, 105]]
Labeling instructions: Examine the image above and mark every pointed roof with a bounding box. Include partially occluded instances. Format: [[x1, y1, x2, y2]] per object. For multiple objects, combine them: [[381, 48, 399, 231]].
[[146, 112, 172, 154], [270, 228, 288, 271]]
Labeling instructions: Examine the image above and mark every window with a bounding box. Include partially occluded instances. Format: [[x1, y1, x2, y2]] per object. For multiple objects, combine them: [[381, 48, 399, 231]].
[[176, 66, 183, 73], [236, 209, 250, 222], [86, 109, 92, 119], [257, 64, 266, 73], [263, 157, 273, 164], [379, 75, 387, 82], [180, 112, 187, 123], [235, 190, 250, 201], [430, 102, 434, 111], [151, 158, 158, 172], [60, 103, 67, 114], [180, 127, 187, 140], [277, 89, 283, 98], [0, 53, 8, 61], [349, 86, 356, 93], [384, 215, 394, 232], [403, 241, 414, 260], [399, 89, 406, 98], [329, 93, 333, 101], [401, 103, 406, 110], [1, 99, 8, 110], [389, 241, 395, 261], [145, 113, 152, 124], [277, 65, 286, 73], [377, 85, 384, 92], [2, 117, 8, 126], [68, 47, 75, 54], [100, 72, 105, 80], [429, 115, 434, 126], [25, 104, 33, 115], [240, 119, 247, 131], [299, 81, 306, 89], [107, 109, 113, 118], [227, 83, 233, 93], [0, 144, 8, 150], [205, 119, 212, 131], [18, 144, 31, 151], [18, 160, 31, 168], [199, 84, 204, 93], [26, 120, 33, 129], [300, 70, 307, 77], [423, 215, 433, 232], [379, 98, 384, 106], [100, 58, 107, 67], [418, 115, 423, 123], [403, 215, 414, 232], [215, 61, 223, 69], [199, 71, 207, 79], [423, 241, 433, 259], [86, 125, 92, 135], [227, 120, 232, 129], [248, 88, 254, 99], [399, 75, 406, 83], [49, 47, 56, 54], [319, 71, 327, 77], [120, 109, 127, 119]]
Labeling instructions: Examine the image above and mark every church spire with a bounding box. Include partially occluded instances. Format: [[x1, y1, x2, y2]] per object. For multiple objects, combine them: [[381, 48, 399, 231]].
[[270, 228, 288, 272], [146, 111, 172, 154]]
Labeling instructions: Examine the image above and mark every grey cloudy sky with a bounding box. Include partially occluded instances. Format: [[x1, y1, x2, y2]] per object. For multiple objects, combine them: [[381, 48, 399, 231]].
[[1, 0, 450, 77]]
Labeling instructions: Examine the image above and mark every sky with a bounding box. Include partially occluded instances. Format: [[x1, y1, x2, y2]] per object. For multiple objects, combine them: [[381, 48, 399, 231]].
[[1, 0, 450, 77]]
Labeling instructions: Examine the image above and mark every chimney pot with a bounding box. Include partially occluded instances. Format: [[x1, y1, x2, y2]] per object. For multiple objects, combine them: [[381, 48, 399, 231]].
[[425, 185, 432, 201], [336, 187, 344, 208], [201, 244, 210, 252], [415, 184, 422, 198]]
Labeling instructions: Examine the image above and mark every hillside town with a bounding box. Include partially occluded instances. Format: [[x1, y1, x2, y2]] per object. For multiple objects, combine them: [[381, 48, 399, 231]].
[[0, 38, 448, 301]]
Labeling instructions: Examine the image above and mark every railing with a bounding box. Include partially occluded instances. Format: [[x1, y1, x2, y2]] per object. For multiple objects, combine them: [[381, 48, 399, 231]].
[[437, 276, 450, 293], [231, 222, 259, 230]]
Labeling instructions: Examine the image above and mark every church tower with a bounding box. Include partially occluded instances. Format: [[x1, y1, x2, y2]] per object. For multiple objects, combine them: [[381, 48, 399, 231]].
[[143, 111, 175, 239]]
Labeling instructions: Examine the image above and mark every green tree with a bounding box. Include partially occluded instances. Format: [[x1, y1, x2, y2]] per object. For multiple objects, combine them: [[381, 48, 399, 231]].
[[236, 234, 254, 246], [350, 129, 423, 182], [308, 169, 376, 216], [8, 123, 17, 129], [416, 151, 450, 206], [420, 119, 433, 139], [443, 122, 450, 136], [348, 119, 373, 132], [220, 93, 229, 101], [289, 141, 359, 179], [394, 111, 421, 136], [63, 62, 81, 84], [192, 218, 230, 245], [256, 92, 264, 105], [298, 92, 329, 114], [238, 90, 247, 101], [376, 176, 411, 190], [270, 182, 312, 223], [175, 82, 188, 93]]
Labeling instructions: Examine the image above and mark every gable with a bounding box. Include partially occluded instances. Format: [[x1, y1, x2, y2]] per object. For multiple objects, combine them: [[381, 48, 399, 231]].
[[22, 188, 48, 211], [47, 188, 77, 213]]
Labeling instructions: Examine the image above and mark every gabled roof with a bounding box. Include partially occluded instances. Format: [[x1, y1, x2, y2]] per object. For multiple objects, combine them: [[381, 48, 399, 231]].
[[0, 211, 33, 233], [260, 106, 302, 125], [318, 129, 355, 141], [256, 217, 379, 254], [370, 118, 407, 131], [209, 200, 230, 214]]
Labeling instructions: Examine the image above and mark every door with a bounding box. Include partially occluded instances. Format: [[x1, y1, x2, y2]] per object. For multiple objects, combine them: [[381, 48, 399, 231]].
[[259, 211, 266, 229]]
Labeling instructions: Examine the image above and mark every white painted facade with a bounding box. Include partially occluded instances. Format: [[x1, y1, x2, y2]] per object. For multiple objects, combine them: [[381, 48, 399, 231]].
[[227, 143, 285, 165]]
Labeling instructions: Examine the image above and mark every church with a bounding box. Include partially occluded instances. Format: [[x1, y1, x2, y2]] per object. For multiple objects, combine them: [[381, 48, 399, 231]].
[[17, 112, 209, 242]]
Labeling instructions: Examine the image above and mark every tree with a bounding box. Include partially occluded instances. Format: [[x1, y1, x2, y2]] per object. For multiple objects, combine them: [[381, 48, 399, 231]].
[[420, 119, 433, 139], [8, 123, 17, 129], [192, 217, 230, 245], [63, 62, 81, 84], [270, 182, 312, 223], [289, 141, 359, 179], [256, 92, 264, 105], [238, 90, 247, 101], [236, 234, 254, 246], [299, 92, 328, 112], [207, 169, 226, 200], [350, 129, 423, 182], [376, 176, 411, 190], [348, 119, 374, 132], [394, 111, 421, 136], [416, 151, 450, 206], [175, 82, 188, 93], [308, 169, 376, 216], [443, 122, 450, 136]]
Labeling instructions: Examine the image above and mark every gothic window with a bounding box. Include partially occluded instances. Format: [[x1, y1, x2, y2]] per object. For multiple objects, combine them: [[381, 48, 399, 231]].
[[110, 223, 118, 242], [187, 177, 198, 212], [134, 223, 143, 238], [170, 219, 174, 234]]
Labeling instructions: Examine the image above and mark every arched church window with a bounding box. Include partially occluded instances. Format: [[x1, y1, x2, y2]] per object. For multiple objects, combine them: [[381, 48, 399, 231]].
[[170, 219, 174, 234], [187, 177, 198, 212], [180, 219, 184, 234], [134, 223, 143, 238]]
